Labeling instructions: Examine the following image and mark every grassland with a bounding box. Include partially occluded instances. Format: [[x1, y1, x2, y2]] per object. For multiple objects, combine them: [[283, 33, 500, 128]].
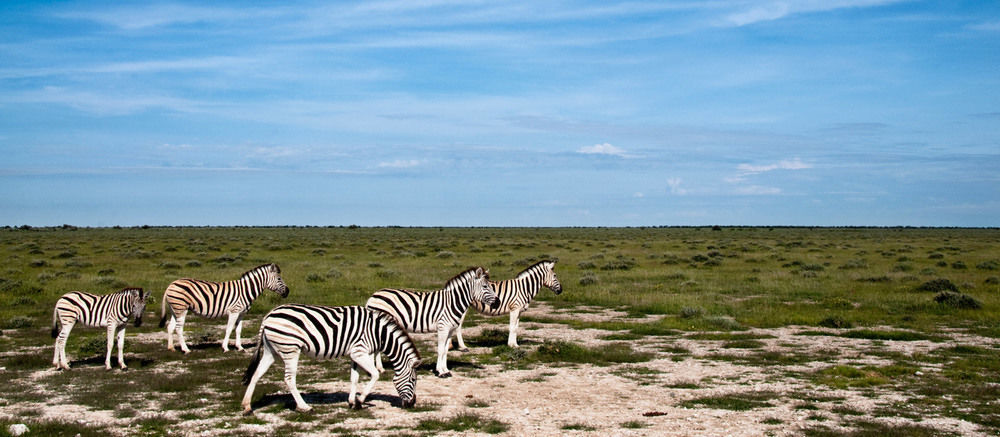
[[0, 226, 998, 436]]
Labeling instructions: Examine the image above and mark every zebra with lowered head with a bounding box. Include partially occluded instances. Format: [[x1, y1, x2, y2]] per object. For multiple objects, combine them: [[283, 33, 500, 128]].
[[366, 266, 497, 378], [241, 304, 422, 414], [52, 287, 148, 370], [159, 263, 289, 353], [454, 260, 562, 349]]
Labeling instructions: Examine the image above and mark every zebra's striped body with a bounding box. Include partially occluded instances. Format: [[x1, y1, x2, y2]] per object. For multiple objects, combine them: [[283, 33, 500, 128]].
[[456, 260, 562, 349], [159, 263, 289, 353], [241, 305, 421, 414], [51, 287, 148, 370], [366, 266, 497, 377]]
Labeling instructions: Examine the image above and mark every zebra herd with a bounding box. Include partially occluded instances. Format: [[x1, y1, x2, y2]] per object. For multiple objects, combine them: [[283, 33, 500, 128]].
[[48, 260, 563, 414]]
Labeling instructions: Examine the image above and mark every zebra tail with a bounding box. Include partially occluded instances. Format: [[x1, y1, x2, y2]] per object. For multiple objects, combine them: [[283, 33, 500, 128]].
[[50, 307, 59, 338], [158, 292, 168, 328], [242, 335, 265, 386]]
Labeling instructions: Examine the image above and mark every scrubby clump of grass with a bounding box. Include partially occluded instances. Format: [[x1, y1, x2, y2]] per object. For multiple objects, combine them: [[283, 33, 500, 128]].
[[532, 340, 653, 365], [915, 278, 959, 293], [562, 423, 597, 431], [680, 391, 775, 411], [579, 272, 598, 286], [934, 291, 981, 310], [415, 413, 509, 434], [818, 316, 853, 329]]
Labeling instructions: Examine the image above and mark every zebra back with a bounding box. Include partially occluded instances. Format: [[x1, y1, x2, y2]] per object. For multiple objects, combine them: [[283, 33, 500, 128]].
[[53, 287, 146, 331], [366, 267, 490, 333], [160, 263, 287, 323]]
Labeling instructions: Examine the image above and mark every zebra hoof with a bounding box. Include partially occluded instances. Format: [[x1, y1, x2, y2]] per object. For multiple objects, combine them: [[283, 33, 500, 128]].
[[241, 408, 253, 416], [295, 405, 312, 413], [350, 400, 363, 410], [437, 372, 452, 378], [458, 348, 470, 353]]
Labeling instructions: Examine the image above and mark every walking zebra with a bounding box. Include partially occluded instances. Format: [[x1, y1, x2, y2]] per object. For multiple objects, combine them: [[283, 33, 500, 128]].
[[51, 287, 148, 370], [455, 260, 562, 349], [159, 263, 289, 353], [241, 304, 421, 414], [366, 266, 497, 378]]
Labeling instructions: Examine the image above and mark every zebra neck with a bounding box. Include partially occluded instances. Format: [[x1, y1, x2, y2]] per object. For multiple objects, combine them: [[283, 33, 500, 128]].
[[512, 274, 543, 298], [239, 275, 266, 298], [446, 285, 472, 318], [381, 327, 416, 369]]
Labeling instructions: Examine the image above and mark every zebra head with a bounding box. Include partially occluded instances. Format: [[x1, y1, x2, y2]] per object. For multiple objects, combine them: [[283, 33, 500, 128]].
[[542, 261, 563, 295], [126, 288, 148, 327], [392, 356, 421, 408], [471, 267, 499, 309], [264, 264, 290, 298]]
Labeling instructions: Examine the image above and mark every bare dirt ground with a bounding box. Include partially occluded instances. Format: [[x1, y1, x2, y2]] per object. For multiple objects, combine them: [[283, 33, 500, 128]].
[[4, 302, 998, 436]]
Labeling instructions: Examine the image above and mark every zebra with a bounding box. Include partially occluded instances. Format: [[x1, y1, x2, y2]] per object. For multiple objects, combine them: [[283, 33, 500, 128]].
[[366, 266, 497, 378], [454, 260, 562, 349], [51, 287, 148, 371], [159, 263, 289, 353], [241, 304, 422, 414]]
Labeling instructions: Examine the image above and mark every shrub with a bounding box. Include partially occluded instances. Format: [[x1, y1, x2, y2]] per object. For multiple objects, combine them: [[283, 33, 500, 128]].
[[818, 316, 852, 329], [986, 277, 999, 285], [306, 273, 325, 283], [601, 256, 637, 271], [951, 261, 967, 270], [976, 260, 999, 271], [577, 261, 596, 270], [578, 273, 598, 286], [2, 316, 33, 329], [916, 279, 959, 293], [934, 292, 981, 310], [185, 260, 202, 268], [680, 307, 703, 319], [436, 251, 455, 259]]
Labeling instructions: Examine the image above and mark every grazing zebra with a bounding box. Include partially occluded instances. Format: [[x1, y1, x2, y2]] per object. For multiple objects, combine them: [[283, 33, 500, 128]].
[[159, 263, 289, 353], [241, 304, 421, 414], [51, 287, 148, 370], [366, 266, 497, 378], [455, 260, 562, 349]]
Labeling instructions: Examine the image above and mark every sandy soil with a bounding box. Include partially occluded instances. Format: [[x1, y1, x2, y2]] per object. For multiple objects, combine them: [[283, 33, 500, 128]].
[[4, 302, 997, 436]]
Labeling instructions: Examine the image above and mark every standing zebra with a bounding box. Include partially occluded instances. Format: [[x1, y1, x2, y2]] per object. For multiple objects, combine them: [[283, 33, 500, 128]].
[[51, 287, 148, 370], [241, 304, 422, 414], [366, 266, 497, 378], [159, 263, 289, 353], [454, 260, 562, 349]]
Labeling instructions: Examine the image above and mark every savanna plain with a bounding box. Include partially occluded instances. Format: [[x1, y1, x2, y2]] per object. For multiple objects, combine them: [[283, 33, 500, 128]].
[[0, 226, 998, 436]]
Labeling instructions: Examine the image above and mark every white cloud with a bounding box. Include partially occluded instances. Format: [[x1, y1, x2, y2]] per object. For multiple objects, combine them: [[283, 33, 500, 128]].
[[737, 158, 811, 173], [378, 159, 423, 168], [633, 192, 645, 198], [735, 185, 782, 195], [667, 178, 687, 195], [723, 0, 906, 27], [577, 143, 627, 157]]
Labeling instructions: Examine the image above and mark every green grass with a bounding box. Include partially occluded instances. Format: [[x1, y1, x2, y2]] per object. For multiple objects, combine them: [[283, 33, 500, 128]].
[[1, 226, 1000, 434], [415, 413, 509, 434], [679, 391, 776, 411]]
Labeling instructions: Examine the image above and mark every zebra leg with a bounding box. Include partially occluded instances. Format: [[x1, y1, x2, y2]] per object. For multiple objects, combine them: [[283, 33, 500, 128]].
[[454, 313, 470, 352], [374, 352, 384, 373], [234, 314, 245, 351], [508, 309, 521, 348], [105, 323, 117, 370], [350, 351, 380, 408], [348, 362, 360, 408], [281, 349, 311, 412], [175, 312, 191, 354], [241, 344, 276, 415], [166, 314, 177, 351], [223, 312, 240, 352], [55, 320, 75, 370], [116, 325, 128, 370], [435, 328, 453, 378]]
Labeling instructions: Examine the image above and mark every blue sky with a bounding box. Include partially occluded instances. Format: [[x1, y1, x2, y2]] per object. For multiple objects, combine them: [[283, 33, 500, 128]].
[[1, 1, 998, 226]]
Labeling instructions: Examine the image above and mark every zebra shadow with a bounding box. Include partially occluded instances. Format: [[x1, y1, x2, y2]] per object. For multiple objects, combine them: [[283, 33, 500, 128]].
[[251, 391, 403, 411], [67, 356, 156, 370], [418, 358, 483, 374], [183, 341, 256, 352]]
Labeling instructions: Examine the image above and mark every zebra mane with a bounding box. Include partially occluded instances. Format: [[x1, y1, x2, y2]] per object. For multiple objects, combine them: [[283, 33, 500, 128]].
[[515, 260, 554, 280], [443, 267, 486, 290], [117, 287, 144, 296], [241, 263, 277, 279]]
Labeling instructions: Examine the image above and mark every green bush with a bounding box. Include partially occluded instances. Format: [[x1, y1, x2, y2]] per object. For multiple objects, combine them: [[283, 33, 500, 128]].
[[916, 278, 959, 293], [934, 291, 981, 310]]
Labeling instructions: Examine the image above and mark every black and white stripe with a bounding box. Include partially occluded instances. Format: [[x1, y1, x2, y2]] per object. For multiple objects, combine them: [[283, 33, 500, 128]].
[[365, 266, 497, 377], [455, 260, 562, 349], [51, 287, 148, 370], [241, 304, 422, 414], [159, 263, 289, 353]]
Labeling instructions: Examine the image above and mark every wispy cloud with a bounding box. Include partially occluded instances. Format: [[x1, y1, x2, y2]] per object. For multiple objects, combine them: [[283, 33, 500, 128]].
[[577, 143, 628, 157], [378, 159, 424, 168], [737, 158, 812, 174], [723, 0, 907, 27]]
